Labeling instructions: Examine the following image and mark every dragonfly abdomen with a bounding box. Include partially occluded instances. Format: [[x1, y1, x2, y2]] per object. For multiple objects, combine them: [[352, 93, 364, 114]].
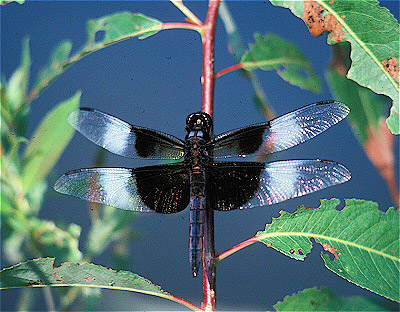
[[189, 196, 205, 277]]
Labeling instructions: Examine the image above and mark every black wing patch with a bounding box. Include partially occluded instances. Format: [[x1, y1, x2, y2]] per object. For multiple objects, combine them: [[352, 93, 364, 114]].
[[54, 163, 190, 213], [209, 160, 351, 210], [211, 101, 349, 159], [207, 162, 265, 211], [68, 108, 185, 159]]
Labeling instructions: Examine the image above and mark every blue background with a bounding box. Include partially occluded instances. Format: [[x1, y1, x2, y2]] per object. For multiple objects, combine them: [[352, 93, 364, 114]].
[[1, 1, 399, 311]]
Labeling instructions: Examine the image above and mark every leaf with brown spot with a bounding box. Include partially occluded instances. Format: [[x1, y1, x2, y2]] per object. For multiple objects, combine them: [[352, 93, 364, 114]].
[[0, 258, 199, 310], [326, 43, 399, 208], [302, 1, 346, 43], [256, 199, 400, 302], [270, 0, 400, 134]]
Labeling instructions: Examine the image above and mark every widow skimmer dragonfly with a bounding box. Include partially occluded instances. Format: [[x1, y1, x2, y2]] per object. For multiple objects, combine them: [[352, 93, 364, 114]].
[[54, 100, 351, 277]]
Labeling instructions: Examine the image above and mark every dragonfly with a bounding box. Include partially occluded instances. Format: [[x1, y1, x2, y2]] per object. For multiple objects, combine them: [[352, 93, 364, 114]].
[[54, 100, 351, 277]]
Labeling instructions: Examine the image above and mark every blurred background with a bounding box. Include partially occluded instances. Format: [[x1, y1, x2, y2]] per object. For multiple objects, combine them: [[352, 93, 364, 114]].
[[1, 1, 399, 310]]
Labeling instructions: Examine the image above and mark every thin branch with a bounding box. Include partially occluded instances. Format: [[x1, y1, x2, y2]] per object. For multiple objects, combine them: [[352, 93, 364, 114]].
[[202, 0, 220, 116], [215, 63, 244, 78], [169, 295, 203, 311], [170, 0, 204, 26], [201, 1, 221, 311], [216, 236, 259, 262]]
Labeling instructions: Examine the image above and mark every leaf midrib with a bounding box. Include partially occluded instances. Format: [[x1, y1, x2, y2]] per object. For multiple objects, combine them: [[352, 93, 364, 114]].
[[316, 0, 398, 89], [257, 231, 399, 262], [242, 58, 311, 69]]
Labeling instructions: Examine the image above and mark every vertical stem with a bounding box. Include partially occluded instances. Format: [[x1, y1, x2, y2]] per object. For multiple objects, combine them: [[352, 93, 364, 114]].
[[202, 0, 220, 117], [201, 0, 220, 311]]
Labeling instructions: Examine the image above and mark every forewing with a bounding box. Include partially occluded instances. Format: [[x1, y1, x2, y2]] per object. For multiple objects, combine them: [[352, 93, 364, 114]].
[[54, 163, 190, 213], [68, 108, 185, 159], [209, 160, 351, 210], [211, 101, 349, 158]]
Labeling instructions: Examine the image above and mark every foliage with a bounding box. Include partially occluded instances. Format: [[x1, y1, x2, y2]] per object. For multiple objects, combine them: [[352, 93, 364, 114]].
[[1, 0, 399, 311], [256, 199, 399, 302], [271, 0, 400, 134], [241, 33, 321, 93], [274, 287, 388, 311], [0, 258, 169, 296]]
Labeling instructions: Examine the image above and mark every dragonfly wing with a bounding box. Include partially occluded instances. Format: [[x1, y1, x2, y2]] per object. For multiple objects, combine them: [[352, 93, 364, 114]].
[[211, 101, 349, 158], [68, 108, 185, 159], [54, 163, 190, 213], [209, 160, 351, 210], [207, 162, 265, 211]]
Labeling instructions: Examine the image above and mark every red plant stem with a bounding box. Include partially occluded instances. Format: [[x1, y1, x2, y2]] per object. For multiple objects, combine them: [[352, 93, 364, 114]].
[[201, 0, 220, 117], [215, 63, 244, 79], [161, 22, 202, 32], [169, 294, 202, 311], [201, 1, 220, 311], [216, 236, 259, 262]]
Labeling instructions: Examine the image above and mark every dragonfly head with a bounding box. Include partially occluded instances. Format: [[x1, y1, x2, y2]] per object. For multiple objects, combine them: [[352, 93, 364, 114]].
[[185, 112, 213, 140]]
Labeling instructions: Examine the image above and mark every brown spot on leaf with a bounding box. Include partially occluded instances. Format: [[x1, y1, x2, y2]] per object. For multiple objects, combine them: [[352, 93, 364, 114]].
[[51, 273, 62, 279], [302, 1, 346, 42], [27, 279, 43, 286], [84, 276, 95, 282], [289, 249, 295, 254], [381, 57, 399, 84], [322, 243, 340, 259], [266, 242, 272, 247]]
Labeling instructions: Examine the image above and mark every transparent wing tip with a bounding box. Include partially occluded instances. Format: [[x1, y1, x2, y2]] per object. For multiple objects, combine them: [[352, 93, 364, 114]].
[[319, 159, 352, 184], [53, 168, 81, 194], [336, 101, 350, 118], [66, 109, 80, 127], [53, 175, 67, 193]]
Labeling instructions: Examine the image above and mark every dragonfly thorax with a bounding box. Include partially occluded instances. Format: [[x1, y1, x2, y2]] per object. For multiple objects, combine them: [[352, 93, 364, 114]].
[[185, 112, 213, 141]]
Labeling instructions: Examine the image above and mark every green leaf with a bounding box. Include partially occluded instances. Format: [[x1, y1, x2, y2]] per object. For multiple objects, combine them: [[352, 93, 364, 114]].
[[22, 92, 80, 191], [241, 33, 321, 93], [256, 199, 399, 302], [0, 0, 24, 5], [273, 287, 389, 311], [270, 0, 400, 134], [86, 205, 135, 256], [31, 12, 162, 102], [219, 2, 274, 119], [5, 37, 30, 110], [0, 258, 170, 297], [34, 40, 72, 92], [219, 2, 246, 63], [85, 12, 162, 51], [326, 52, 386, 142], [30, 220, 82, 264]]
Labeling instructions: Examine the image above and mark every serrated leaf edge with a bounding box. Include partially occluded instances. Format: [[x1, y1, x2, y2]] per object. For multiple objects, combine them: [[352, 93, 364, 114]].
[[316, 0, 398, 90]]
